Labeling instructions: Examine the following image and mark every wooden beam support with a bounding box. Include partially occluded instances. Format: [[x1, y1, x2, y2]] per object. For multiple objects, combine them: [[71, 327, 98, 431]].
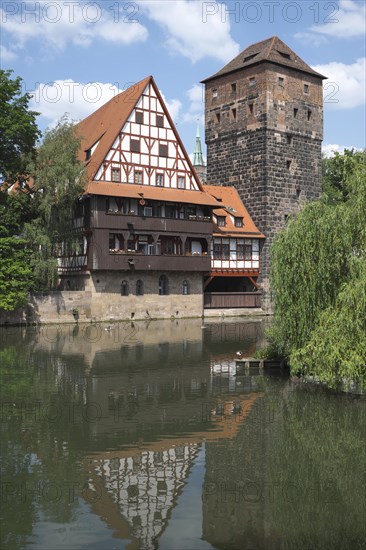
[[248, 276, 259, 289], [204, 276, 214, 289]]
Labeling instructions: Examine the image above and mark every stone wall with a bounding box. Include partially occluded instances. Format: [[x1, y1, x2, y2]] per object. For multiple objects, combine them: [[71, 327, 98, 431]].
[[0, 271, 204, 325], [205, 62, 323, 310]]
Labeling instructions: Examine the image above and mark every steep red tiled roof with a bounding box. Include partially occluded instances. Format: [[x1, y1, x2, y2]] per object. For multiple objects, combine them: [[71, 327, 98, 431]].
[[202, 36, 326, 82], [86, 181, 221, 206], [203, 185, 265, 238]]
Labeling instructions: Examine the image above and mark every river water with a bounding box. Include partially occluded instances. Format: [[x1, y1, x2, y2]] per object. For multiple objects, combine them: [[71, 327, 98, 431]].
[[1, 318, 365, 550]]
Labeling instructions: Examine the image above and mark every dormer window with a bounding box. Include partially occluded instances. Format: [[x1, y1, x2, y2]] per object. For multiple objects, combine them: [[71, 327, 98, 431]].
[[217, 216, 226, 227], [234, 217, 243, 227], [244, 53, 258, 63], [277, 50, 291, 60]]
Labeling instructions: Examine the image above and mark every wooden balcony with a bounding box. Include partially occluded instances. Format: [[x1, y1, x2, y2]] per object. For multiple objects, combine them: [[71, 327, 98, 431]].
[[204, 292, 262, 309], [92, 252, 211, 272], [91, 212, 212, 235]]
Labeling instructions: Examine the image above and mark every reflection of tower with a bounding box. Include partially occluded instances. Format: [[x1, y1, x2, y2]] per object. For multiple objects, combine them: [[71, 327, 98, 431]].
[[192, 125, 207, 183]]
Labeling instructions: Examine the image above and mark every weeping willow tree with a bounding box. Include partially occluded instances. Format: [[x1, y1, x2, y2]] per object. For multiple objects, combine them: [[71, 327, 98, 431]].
[[269, 149, 366, 389], [24, 116, 86, 290]]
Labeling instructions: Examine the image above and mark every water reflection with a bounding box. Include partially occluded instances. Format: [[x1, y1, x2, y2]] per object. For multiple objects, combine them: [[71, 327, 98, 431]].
[[1, 318, 365, 550]]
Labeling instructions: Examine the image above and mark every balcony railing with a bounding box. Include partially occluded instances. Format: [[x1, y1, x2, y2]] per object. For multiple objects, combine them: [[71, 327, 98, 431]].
[[92, 212, 213, 234], [204, 292, 262, 309], [92, 252, 211, 272]]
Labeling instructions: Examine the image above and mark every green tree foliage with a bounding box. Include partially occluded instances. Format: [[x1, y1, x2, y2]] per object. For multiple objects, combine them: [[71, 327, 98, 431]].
[[0, 70, 40, 182], [24, 116, 85, 290], [270, 149, 366, 388], [0, 237, 33, 310]]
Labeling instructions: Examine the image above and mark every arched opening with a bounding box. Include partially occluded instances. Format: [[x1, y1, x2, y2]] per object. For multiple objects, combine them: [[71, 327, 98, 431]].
[[182, 280, 190, 295], [158, 275, 169, 296], [136, 279, 144, 296], [121, 280, 129, 296]]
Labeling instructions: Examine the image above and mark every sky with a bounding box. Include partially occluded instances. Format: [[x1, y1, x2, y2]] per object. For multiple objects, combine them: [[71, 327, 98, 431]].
[[1, 0, 365, 158]]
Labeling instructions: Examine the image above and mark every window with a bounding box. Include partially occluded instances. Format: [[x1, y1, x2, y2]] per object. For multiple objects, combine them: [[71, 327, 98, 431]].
[[212, 89, 218, 98], [156, 114, 164, 128], [136, 280, 144, 296], [307, 110, 312, 121], [221, 243, 229, 259], [287, 160, 292, 170], [159, 143, 168, 157], [287, 134, 293, 145], [217, 216, 225, 227], [130, 139, 140, 153], [304, 84, 309, 94], [278, 77, 284, 86], [156, 173, 164, 186], [231, 83, 236, 94], [135, 111, 143, 124], [85, 149, 91, 161], [134, 170, 142, 184], [231, 108, 237, 120], [111, 167, 120, 182], [159, 275, 169, 295], [182, 280, 190, 295], [121, 280, 129, 296], [215, 112, 220, 123], [234, 217, 243, 227], [249, 77, 256, 86], [296, 188, 301, 199], [177, 176, 185, 189], [249, 104, 254, 115], [293, 108, 298, 118]]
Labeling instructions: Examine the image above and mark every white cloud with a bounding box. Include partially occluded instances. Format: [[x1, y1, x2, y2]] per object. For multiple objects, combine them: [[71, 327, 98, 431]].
[[30, 80, 123, 126], [296, 0, 365, 43], [0, 0, 148, 55], [322, 143, 362, 157], [0, 45, 17, 62], [30, 79, 182, 130], [181, 84, 205, 123], [142, 0, 239, 63], [312, 58, 366, 109]]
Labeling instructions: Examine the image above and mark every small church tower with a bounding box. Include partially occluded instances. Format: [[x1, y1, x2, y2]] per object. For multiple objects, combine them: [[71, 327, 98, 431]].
[[202, 36, 326, 309], [192, 125, 207, 183]]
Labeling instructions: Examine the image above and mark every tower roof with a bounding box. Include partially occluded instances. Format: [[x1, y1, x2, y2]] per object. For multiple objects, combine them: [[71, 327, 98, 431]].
[[193, 125, 205, 167], [201, 36, 326, 82]]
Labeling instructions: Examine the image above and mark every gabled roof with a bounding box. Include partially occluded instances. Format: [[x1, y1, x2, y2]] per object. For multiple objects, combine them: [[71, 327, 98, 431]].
[[75, 76, 206, 193], [202, 36, 326, 82], [203, 185, 265, 238]]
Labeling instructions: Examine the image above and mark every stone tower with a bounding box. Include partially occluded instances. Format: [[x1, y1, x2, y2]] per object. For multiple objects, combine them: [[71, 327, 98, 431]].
[[202, 36, 325, 309], [192, 124, 207, 183]]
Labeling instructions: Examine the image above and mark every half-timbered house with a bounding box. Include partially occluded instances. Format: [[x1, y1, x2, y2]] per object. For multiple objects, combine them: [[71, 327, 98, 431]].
[[203, 185, 265, 309], [58, 76, 223, 320]]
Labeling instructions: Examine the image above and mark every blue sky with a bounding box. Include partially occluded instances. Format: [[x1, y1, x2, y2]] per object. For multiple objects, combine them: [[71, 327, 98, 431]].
[[1, 0, 365, 158]]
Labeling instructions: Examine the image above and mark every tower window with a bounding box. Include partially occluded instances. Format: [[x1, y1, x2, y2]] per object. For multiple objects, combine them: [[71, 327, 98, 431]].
[[296, 188, 301, 199], [304, 84, 309, 94], [293, 108, 298, 118], [231, 83, 236, 94], [215, 112, 221, 123], [212, 89, 218, 98], [249, 77, 256, 87], [156, 114, 164, 127], [287, 135, 293, 145], [307, 110, 312, 121], [111, 167, 121, 182], [287, 160, 292, 170], [231, 108, 237, 120], [278, 77, 284, 87], [135, 111, 143, 124], [159, 143, 168, 157], [130, 139, 140, 153], [249, 104, 254, 115]]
